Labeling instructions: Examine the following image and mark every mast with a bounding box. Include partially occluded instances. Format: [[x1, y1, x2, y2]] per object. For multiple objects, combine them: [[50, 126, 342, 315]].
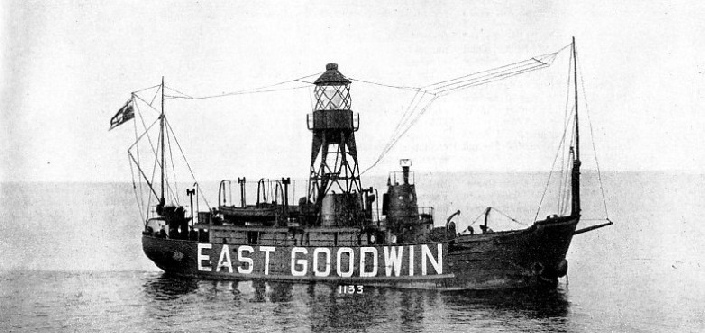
[[573, 37, 580, 164], [571, 37, 581, 217], [160, 76, 166, 208]]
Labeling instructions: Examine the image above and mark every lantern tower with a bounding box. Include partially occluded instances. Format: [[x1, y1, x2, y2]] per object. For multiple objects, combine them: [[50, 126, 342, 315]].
[[306, 63, 362, 218]]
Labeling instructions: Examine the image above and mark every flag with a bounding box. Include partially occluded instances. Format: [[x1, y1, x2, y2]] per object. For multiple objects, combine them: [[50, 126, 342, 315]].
[[109, 99, 135, 130]]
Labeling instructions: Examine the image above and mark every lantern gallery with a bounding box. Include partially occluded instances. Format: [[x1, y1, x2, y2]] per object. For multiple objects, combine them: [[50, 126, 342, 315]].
[[197, 243, 444, 278]]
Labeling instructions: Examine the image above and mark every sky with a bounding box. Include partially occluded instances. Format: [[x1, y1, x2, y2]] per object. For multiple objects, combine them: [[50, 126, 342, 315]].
[[1, 0, 704, 182]]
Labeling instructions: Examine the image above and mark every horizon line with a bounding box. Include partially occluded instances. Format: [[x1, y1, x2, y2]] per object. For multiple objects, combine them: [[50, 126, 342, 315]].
[[2, 169, 703, 183]]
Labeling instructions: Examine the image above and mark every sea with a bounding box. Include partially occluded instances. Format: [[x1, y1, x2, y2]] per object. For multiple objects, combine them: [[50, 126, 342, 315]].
[[1, 172, 704, 332]]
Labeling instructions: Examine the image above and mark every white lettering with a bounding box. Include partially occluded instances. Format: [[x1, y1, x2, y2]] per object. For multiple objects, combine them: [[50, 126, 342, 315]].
[[409, 245, 414, 276], [197, 243, 212, 271], [259, 246, 276, 275], [337, 247, 354, 278], [217, 244, 233, 273], [312, 248, 331, 277], [291, 247, 308, 276], [383, 246, 404, 277], [421, 244, 443, 275], [359, 247, 378, 277], [237, 245, 254, 274]]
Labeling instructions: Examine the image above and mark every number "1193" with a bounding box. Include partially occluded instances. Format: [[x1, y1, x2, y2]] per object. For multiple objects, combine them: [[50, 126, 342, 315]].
[[338, 285, 363, 294]]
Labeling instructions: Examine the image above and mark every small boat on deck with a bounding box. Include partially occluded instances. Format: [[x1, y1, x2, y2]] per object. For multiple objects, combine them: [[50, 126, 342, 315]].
[[114, 38, 612, 290]]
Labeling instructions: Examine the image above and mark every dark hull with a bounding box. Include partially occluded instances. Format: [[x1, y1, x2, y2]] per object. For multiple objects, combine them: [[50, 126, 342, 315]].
[[142, 217, 577, 290]]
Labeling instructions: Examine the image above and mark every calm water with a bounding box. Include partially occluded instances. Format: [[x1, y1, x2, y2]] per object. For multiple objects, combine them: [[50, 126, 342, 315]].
[[1, 172, 704, 332]]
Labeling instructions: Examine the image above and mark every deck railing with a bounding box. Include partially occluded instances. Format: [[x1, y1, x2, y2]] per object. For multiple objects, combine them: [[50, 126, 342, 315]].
[[218, 178, 298, 208]]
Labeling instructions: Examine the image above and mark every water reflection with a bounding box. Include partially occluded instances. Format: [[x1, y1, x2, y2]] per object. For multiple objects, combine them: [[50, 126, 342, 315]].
[[442, 287, 570, 318], [307, 283, 384, 332], [251, 279, 267, 303], [268, 281, 294, 303], [141, 273, 571, 332], [400, 290, 426, 332], [142, 273, 199, 300], [440, 287, 570, 332]]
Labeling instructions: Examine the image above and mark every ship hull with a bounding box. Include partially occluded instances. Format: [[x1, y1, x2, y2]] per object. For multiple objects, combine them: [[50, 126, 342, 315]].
[[142, 217, 577, 290]]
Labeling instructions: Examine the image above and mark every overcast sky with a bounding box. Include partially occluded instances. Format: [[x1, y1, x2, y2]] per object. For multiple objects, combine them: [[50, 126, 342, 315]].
[[1, 1, 704, 182]]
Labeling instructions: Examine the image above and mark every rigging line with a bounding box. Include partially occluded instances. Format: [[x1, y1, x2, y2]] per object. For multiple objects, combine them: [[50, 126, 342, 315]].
[[534, 107, 576, 222], [129, 150, 157, 220], [562, 171, 571, 215], [165, 124, 180, 206], [383, 64, 543, 157], [131, 84, 161, 95], [381, 91, 427, 155], [558, 116, 575, 215], [578, 57, 611, 220], [433, 66, 553, 100], [127, 116, 159, 154], [581, 218, 614, 222], [560, 124, 576, 215], [149, 85, 162, 107], [395, 90, 424, 132], [381, 93, 437, 153], [364, 45, 570, 175], [165, 118, 212, 209], [164, 72, 321, 100], [398, 92, 436, 131], [382, 65, 542, 153], [377, 95, 439, 159], [132, 108, 146, 217], [133, 97, 159, 203], [164, 86, 193, 99], [434, 63, 552, 95], [446, 61, 553, 91], [132, 94, 161, 115], [559, 122, 575, 212], [558, 50, 574, 213], [428, 59, 549, 92], [350, 46, 568, 96], [531, 57, 547, 65], [165, 84, 311, 100], [556, 108, 575, 213], [128, 154, 146, 223], [563, 48, 574, 133], [424, 58, 537, 90], [423, 46, 567, 90], [128, 124, 163, 184], [490, 207, 527, 225], [442, 53, 560, 93], [148, 124, 164, 210], [368, 63, 550, 175], [292, 72, 324, 82], [132, 100, 164, 174], [557, 147, 564, 213], [559, 145, 573, 213], [427, 65, 533, 93], [468, 211, 487, 226], [347, 77, 425, 92], [146, 155, 154, 217], [384, 93, 424, 145], [128, 151, 159, 198], [359, 46, 568, 96], [375, 102, 426, 164], [127, 116, 165, 203], [361, 95, 440, 175]]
